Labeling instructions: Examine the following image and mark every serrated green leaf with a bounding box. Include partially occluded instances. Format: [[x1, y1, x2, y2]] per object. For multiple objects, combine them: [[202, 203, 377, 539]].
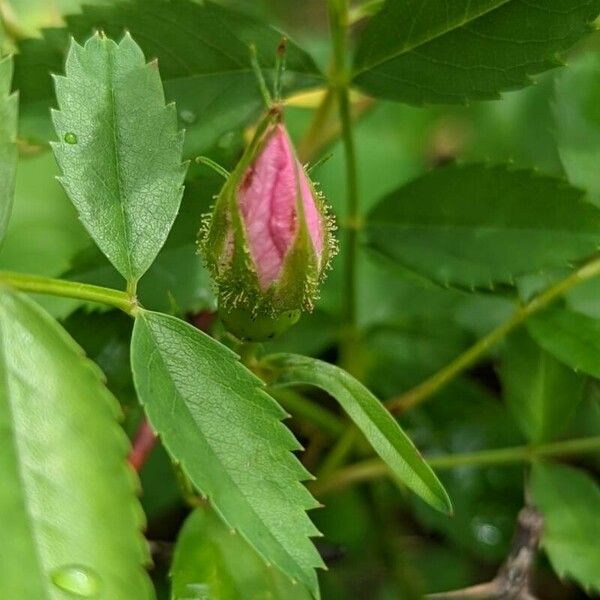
[[130, 311, 323, 596], [527, 308, 600, 379], [554, 51, 600, 205], [365, 164, 600, 289], [263, 353, 452, 514], [0, 287, 153, 599], [171, 506, 312, 600], [352, 0, 600, 104], [531, 462, 600, 593], [52, 32, 186, 285], [15, 0, 323, 155], [0, 54, 18, 243], [499, 329, 584, 443]]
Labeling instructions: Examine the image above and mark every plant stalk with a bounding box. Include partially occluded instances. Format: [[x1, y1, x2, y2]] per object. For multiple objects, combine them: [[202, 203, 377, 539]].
[[311, 435, 600, 496], [387, 256, 600, 414], [269, 387, 345, 438], [328, 0, 361, 374], [0, 271, 138, 315]]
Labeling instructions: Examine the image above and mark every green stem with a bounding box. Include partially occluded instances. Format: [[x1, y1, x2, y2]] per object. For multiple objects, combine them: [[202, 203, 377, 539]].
[[311, 435, 600, 496], [339, 85, 359, 329], [328, 0, 361, 372], [386, 256, 600, 414], [126, 279, 138, 299], [317, 427, 360, 478], [269, 388, 345, 438], [0, 271, 138, 315], [238, 341, 260, 369], [316, 0, 365, 464]]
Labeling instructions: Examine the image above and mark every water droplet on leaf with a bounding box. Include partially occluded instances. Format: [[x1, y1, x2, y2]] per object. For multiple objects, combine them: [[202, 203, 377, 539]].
[[179, 109, 197, 124], [64, 132, 78, 144], [51, 565, 101, 597]]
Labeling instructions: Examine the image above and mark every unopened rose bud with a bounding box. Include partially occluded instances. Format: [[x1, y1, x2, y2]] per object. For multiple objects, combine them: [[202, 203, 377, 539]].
[[200, 112, 336, 341]]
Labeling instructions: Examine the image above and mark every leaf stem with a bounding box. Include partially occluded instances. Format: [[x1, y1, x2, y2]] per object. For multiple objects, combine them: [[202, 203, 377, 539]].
[[311, 435, 600, 496], [317, 427, 361, 478], [126, 278, 138, 299], [386, 256, 600, 414], [328, 0, 361, 372], [0, 271, 139, 315], [238, 341, 260, 369]]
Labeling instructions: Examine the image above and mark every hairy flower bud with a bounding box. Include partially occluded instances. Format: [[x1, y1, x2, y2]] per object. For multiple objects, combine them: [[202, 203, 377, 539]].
[[200, 112, 336, 341]]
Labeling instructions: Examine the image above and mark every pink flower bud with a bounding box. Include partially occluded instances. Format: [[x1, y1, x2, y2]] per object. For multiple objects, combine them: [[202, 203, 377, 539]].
[[200, 114, 336, 340], [239, 124, 324, 290]]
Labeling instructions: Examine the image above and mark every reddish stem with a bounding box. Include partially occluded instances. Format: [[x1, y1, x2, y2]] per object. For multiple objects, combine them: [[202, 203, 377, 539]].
[[128, 419, 157, 472]]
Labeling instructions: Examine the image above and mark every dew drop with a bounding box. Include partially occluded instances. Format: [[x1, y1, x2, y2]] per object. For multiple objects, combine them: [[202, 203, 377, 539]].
[[51, 565, 101, 597], [64, 132, 78, 144], [179, 109, 197, 124]]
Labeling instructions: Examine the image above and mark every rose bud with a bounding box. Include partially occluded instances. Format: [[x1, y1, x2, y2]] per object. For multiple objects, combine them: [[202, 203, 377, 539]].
[[200, 112, 336, 341]]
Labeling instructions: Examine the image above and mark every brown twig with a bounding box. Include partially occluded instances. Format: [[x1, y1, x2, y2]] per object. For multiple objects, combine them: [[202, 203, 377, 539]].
[[427, 507, 544, 600], [128, 419, 157, 472]]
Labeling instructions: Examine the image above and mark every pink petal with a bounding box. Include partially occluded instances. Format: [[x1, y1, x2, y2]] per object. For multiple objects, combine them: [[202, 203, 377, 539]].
[[238, 124, 323, 290]]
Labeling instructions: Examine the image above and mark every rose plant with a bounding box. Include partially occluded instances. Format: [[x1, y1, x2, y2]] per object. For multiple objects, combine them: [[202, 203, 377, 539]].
[[1, 1, 600, 598]]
